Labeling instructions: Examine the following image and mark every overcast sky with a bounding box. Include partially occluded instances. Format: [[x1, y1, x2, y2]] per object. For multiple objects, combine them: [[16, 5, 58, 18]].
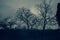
[[0, 0, 60, 18]]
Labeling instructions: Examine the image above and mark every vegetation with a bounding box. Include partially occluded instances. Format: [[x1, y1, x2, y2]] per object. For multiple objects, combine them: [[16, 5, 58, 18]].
[[0, 0, 58, 30]]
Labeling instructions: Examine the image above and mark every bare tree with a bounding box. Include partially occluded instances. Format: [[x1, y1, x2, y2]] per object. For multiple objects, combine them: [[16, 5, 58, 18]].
[[16, 7, 34, 30], [36, 0, 55, 30]]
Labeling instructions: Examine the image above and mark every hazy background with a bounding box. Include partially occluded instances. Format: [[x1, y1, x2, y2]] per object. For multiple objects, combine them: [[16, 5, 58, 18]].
[[0, 0, 60, 18]]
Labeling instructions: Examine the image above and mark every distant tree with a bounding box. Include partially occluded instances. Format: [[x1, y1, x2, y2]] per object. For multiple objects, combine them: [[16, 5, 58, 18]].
[[16, 7, 34, 30], [16, 7, 43, 30], [0, 14, 9, 29], [0, 18, 9, 29], [4, 17, 16, 29]]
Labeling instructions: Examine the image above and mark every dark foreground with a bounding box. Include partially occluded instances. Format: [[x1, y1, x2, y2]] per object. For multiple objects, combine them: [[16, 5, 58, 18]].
[[0, 29, 60, 40]]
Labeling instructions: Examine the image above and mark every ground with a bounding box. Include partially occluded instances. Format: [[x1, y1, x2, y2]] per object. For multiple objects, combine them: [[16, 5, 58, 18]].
[[0, 29, 60, 40]]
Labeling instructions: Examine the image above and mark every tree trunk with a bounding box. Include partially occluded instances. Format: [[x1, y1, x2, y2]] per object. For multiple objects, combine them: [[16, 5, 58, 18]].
[[43, 19, 46, 31]]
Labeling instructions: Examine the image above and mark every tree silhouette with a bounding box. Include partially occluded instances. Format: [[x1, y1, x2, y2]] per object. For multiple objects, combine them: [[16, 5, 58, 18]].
[[0, 14, 9, 29], [3, 17, 16, 29], [36, 0, 58, 30], [16, 7, 34, 30], [16, 7, 43, 30], [0, 18, 8, 29], [56, 3, 60, 28]]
